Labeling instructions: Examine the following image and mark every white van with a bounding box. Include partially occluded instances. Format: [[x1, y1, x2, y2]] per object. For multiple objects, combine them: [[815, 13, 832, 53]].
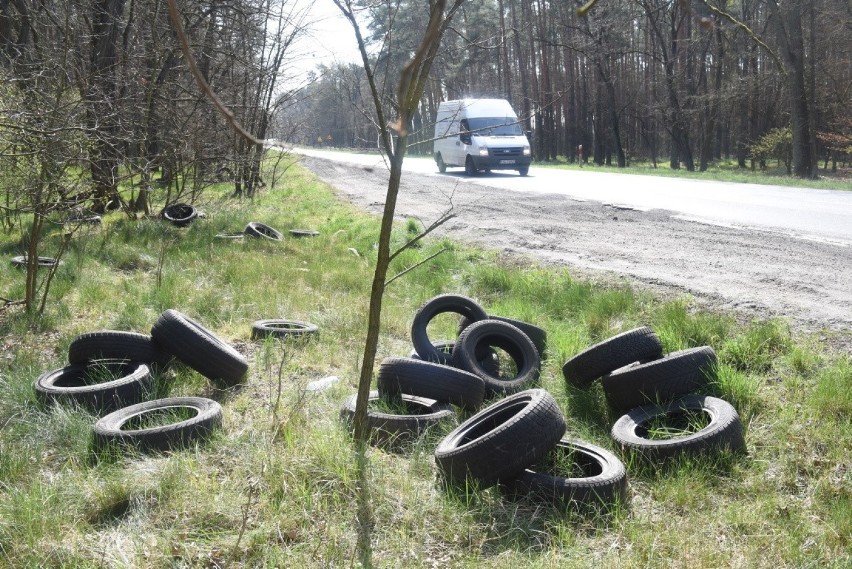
[[433, 98, 532, 176]]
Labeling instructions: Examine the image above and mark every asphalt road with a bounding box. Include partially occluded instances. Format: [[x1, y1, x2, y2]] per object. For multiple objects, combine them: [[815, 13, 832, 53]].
[[295, 148, 852, 246], [293, 148, 852, 340]]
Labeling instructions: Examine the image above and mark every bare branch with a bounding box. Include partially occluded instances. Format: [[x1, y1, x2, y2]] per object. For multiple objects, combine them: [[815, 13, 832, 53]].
[[385, 248, 450, 287], [388, 209, 457, 263], [165, 0, 264, 146], [699, 0, 785, 74]]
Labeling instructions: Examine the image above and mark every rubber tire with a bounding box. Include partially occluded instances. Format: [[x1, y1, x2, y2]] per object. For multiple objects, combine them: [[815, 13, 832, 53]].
[[93, 396, 223, 452], [66, 211, 102, 225], [452, 319, 541, 396], [409, 341, 500, 376], [289, 229, 319, 238], [436, 153, 447, 173], [434, 388, 566, 488], [11, 255, 62, 268], [151, 309, 248, 387], [68, 330, 173, 368], [611, 395, 745, 460], [215, 232, 245, 240], [244, 221, 283, 241], [162, 203, 198, 227], [601, 346, 717, 413], [505, 438, 628, 507], [251, 319, 319, 340], [376, 357, 485, 411], [339, 390, 454, 446], [459, 314, 547, 358], [562, 326, 663, 388], [34, 362, 152, 412], [411, 294, 488, 365], [519, 166, 529, 176], [464, 155, 478, 176]]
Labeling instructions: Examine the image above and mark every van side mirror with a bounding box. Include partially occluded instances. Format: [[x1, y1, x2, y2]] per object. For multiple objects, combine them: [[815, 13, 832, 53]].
[[525, 130, 532, 139], [459, 132, 471, 145]]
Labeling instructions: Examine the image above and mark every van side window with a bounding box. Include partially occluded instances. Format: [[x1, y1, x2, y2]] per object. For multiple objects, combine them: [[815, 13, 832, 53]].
[[459, 119, 471, 144]]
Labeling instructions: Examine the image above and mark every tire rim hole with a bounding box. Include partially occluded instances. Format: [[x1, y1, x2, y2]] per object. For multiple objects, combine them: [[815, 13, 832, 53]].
[[426, 313, 462, 347], [372, 396, 432, 415], [268, 323, 306, 331], [122, 406, 200, 431], [489, 347, 519, 379], [637, 409, 711, 440], [539, 448, 603, 478], [54, 362, 132, 387], [459, 400, 528, 444]]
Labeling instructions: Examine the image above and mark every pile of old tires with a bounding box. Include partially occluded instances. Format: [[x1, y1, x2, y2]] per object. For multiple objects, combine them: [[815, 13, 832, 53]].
[[34, 309, 248, 453], [563, 326, 746, 462], [340, 294, 746, 510], [340, 294, 626, 508], [340, 294, 547, 442]]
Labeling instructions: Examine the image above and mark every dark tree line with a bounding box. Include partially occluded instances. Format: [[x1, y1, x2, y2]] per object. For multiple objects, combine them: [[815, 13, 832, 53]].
[[283, 0, 850, 178]]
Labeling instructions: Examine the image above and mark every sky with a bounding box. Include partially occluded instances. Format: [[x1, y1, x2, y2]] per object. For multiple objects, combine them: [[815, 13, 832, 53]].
[[291, 1, 362, 79]]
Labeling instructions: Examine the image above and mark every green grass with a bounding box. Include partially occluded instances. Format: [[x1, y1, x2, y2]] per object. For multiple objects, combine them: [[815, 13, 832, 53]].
[[0, 155, 849, 567]]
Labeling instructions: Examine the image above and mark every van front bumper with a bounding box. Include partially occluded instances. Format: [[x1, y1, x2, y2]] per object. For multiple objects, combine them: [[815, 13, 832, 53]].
[[472, 155, 532, 170]]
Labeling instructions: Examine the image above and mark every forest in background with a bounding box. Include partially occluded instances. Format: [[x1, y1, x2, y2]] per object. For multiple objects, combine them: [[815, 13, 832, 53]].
[[282, 0, 851, 178], [1, 0, 850, 231]]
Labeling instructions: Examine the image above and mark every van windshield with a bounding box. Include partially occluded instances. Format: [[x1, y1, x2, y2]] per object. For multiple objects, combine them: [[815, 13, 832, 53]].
[[467, 117, 523, 137]]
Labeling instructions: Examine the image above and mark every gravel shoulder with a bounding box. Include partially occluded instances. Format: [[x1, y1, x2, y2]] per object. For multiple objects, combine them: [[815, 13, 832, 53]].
[[299, 155, 852, 345]]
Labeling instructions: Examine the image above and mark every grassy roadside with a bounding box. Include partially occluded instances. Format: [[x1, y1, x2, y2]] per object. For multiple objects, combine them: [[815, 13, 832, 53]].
[[0, 158, 849, 568], [531, 158, 851, 191]]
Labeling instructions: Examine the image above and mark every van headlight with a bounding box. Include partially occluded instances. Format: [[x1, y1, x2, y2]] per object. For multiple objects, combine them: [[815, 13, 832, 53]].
[[523, 146, 531, 156], [478, 147, 489, 157]]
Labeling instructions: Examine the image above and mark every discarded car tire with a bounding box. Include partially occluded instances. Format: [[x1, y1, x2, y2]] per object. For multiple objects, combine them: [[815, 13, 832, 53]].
[[66, 210, 102, 225], [459, 314, 547, 358], [93, 396, 223, 452], [34, 362, 152, 412], [434, 388, 566, 488], [11, 255, 62, 268], [611, 395, 745, 460], [244, 221, 283, 241], [601, 346, 717, 413], [289, 229, 319, 238], [251, 319, 319, 341], [411, 294, 488, 365], [162, 203, 198, 227], [452, 319, 540, 396], [151, 309, 248, 387], [505, 438, 628, 507], [68, 330, 173, 368], [376, 357, 485, 411], [562, 326, 663, 388], [339, 390, 454, 446]]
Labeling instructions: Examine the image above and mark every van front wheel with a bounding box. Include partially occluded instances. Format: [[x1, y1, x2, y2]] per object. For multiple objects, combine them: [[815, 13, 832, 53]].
[[436, 154, 447, 173], [519, 166, 529, 176], [464, 156, 478, 176]]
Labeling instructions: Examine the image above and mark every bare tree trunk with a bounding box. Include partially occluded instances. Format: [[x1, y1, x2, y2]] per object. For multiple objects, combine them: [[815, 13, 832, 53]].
[[87, 0, 127, 212], [769, 0, 817, 178]]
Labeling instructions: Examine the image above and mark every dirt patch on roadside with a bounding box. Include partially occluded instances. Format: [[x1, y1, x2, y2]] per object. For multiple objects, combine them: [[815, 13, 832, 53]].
[[300, 155, 852, 347]]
